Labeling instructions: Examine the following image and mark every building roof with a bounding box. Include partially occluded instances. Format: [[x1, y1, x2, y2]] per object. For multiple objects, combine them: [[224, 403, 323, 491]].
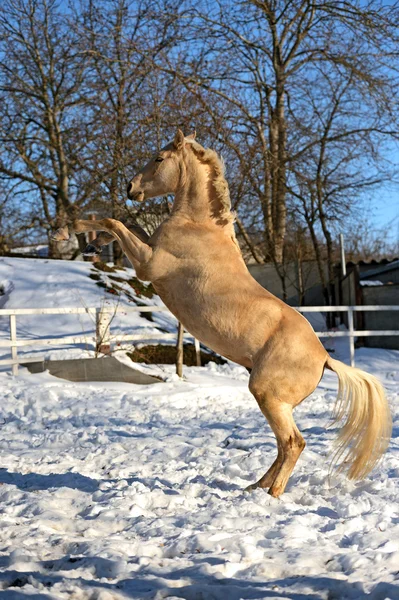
[[357, 259, 399, 280]]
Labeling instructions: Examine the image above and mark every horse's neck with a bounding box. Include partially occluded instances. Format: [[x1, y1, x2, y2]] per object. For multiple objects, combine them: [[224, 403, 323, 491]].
[[171, 160, 209, 221], [171, 156, 228, 225]]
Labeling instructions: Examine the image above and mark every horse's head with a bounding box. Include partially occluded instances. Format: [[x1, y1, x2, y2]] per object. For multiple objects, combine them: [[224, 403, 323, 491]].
[[127, 129, 195, 202]]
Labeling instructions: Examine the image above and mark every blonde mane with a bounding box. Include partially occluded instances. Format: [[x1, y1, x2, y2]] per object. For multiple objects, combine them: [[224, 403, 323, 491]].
[[186, 139, 234, 226]]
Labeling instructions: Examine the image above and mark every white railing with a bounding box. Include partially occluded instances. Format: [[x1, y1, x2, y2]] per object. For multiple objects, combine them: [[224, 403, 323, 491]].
[[0, 304, 398, 375], [296, 305, 399, 367], [0, 305, 201, 376]]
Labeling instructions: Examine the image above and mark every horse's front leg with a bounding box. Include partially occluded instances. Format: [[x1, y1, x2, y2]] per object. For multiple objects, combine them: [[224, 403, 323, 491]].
[[52, 219, 153, 280], [82, 232, 115, 257], [82, 224, 150, 257]]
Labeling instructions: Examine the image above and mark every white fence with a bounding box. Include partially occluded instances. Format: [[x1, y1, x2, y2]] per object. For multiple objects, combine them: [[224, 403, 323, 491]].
[[0, 304, 398, 375], [296, 305, 399, 367], [0, 305, 202, 376]]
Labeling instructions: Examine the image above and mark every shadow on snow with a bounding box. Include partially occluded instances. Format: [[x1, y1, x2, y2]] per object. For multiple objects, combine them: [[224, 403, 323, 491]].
[[0, 560, 397, 600]]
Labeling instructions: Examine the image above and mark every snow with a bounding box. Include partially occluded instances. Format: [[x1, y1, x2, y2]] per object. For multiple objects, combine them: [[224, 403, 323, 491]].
[[360, 280, 384, 287], [0, 257, 398, 599], [10, 244, 49, 257], [0, 257, 178, 364]]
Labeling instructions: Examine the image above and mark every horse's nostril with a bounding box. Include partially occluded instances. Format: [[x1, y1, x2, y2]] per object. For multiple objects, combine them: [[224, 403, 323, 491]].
[[127, 182, 133, 196]]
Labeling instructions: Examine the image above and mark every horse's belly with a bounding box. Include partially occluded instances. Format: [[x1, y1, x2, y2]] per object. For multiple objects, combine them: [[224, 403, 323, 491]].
[[152, 283, 259, 367], [181, 322, 253, 368]]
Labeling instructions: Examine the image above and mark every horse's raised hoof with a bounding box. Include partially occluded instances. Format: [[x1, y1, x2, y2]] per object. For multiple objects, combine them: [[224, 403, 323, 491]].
[[51, 226, 70, 241], [82, 244, 101, 257]]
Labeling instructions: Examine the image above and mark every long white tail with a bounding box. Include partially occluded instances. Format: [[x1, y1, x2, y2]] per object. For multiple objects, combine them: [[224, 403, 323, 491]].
[[326, 356, 392, 480]]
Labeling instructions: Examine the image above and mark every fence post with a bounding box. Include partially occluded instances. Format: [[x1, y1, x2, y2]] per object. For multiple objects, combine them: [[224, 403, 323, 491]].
[[194, 338, 201, 367], [96, 308, 111, 355], [348, 307, 355, 368], [10, 314, 18, 376], [176, 322, 184, 377], [87, 213, 99, 263]]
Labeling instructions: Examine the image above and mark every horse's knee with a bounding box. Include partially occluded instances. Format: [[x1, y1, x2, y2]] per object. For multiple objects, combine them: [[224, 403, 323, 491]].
[[248, 372, 264, 399], [100, 218, 117, 230], [248, 373, 278, 410], [286, 433, 306, 453]]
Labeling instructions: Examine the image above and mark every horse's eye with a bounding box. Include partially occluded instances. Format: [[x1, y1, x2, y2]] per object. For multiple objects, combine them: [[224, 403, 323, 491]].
[[155, 157, 164, 162]]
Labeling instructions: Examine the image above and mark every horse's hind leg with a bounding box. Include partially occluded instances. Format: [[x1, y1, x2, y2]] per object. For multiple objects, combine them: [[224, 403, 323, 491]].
[[245, 443, 284, 492], [266, 404, 305, 497], [248, 377, 306, 497]]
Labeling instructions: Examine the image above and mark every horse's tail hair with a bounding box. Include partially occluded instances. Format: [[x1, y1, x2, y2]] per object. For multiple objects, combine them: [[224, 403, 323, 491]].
[[325, 356, 391, 480]]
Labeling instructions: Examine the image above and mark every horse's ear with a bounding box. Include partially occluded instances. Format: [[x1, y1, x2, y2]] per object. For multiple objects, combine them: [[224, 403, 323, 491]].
[[186, 131, 196, 140], [173, 129, 185, 150]]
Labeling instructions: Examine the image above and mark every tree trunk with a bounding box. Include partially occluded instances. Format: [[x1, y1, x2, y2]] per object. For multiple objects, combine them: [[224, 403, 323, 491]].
[[273, 88, 287, 264], [235, 215, 264, 263], [306, 216, 330, 306]]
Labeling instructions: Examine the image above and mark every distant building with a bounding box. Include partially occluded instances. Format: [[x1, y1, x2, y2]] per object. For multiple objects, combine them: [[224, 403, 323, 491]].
[[337, 258, 399, 350], [249, 257, 399, 349]]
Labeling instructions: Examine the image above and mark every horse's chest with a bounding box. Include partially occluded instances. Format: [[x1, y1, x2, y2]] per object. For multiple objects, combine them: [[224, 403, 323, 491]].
[[152, 277, 241, 350]]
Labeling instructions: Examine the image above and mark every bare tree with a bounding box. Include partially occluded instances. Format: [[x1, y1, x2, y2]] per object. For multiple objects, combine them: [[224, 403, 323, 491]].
[[344, 218, 399, 263], [1, 0, 399, 277], [74, 0, 187, 262], [0, 0, 94, 257], [156, 0, 399, 297], [288, 51, 398, 303], [0, 181, 42, 254]]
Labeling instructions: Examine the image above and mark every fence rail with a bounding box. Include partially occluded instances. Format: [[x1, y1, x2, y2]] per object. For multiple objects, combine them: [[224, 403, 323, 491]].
[[297, 305, 399, 367], [0, 304, 398, 375]]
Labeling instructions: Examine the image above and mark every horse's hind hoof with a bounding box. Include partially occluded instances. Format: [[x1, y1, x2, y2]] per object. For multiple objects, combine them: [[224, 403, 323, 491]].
[[82, 244, 101, 257]]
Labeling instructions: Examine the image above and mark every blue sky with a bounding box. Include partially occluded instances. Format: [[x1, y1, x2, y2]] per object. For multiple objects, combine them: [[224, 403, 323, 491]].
[[368, 143, 399, 239]]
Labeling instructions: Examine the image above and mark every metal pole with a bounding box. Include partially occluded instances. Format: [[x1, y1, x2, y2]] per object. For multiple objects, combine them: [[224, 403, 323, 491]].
[[88, 214, 99, 263], [194, 338, 201, 367], [10, 314, 18, 376], [176, 322, 184, 377], [340, 233, 346, 277], [348, 308, 355, 368]]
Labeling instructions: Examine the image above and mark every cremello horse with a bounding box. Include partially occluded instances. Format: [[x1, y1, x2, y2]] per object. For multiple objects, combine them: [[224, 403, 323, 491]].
[[53, 130, 391, 497]]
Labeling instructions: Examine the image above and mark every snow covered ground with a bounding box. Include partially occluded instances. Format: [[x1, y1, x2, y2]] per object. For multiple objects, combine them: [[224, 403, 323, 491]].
[[0, 257, 398, 599], [0, 257, 178, 365]]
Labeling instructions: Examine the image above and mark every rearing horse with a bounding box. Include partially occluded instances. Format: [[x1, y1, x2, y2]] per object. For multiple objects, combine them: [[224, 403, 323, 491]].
[[53, 130, 391, 497]]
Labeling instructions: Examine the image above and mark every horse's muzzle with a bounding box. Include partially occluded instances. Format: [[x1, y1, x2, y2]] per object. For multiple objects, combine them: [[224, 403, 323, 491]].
[[127, 188, 145, 202], [127, 181, 134, 198]]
